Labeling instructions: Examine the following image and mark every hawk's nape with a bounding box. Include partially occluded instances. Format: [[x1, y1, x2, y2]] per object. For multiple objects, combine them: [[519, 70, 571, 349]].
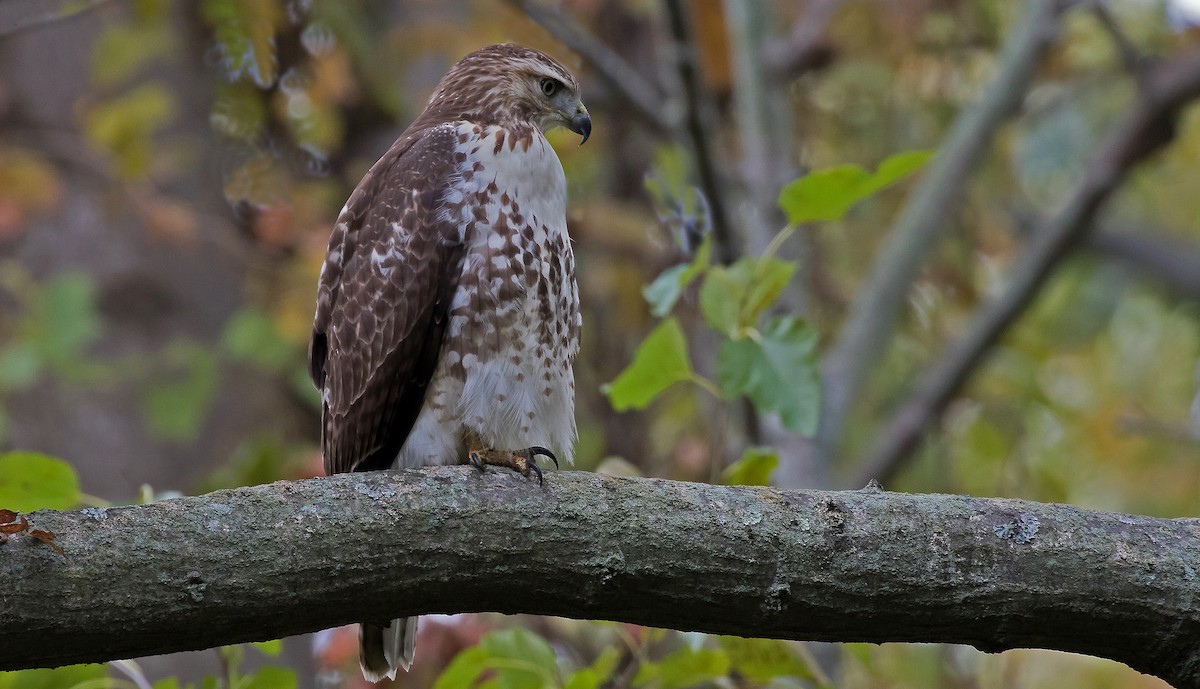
[[308, 43, 588, 681]]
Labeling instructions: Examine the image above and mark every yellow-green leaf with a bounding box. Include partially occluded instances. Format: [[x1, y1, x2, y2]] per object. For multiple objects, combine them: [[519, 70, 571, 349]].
[[717, 316, 820, 435], [778, 149, 933, 224], [604, 318, 693, 411], [718, 636, 817, 684], [633, 647, 729, 689], [0, 451, 80, 512], [84, 83, 177, 179], [720, 447, 779, 486]]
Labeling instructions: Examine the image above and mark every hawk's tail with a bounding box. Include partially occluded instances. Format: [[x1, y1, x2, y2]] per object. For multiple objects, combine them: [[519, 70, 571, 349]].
[[359, 617, 417, 682]]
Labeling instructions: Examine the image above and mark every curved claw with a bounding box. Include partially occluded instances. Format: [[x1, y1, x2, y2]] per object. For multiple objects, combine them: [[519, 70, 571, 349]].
[[468, 451, 486, 473], [524, 450, 544, 486], [528, 446, 559, 470]]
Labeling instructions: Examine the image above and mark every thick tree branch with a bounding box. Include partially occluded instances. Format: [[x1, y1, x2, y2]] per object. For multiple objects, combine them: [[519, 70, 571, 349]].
[[853, 45, 1200, 486], [4, 467, 1200, 687], [816, 0, 1065, 466]]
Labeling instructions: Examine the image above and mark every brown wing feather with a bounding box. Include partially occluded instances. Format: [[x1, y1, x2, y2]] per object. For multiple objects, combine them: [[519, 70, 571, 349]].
[[309, 123, 466, 475]]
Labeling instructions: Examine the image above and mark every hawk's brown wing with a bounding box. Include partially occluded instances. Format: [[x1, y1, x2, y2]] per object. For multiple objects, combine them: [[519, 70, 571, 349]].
[[309, 123, 466, 475]]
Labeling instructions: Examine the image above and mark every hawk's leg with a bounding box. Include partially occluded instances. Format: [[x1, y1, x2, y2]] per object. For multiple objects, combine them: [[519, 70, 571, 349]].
[[467, 443, 558, 485]]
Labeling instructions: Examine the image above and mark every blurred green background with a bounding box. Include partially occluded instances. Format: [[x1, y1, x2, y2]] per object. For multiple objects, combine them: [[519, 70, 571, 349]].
[[1, 0, 1198, 687]]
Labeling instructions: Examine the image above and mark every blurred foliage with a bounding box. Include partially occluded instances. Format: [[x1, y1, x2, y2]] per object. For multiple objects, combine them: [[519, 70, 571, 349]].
[[1, 0, 1198, 687], [430, 626, 821, 689]]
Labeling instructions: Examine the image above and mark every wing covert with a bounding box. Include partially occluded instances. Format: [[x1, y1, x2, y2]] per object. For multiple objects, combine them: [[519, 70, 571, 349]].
[[309, 123, 466, 474]]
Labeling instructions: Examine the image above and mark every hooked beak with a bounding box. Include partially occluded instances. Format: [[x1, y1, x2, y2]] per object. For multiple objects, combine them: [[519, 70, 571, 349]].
[[567, 105, 591, 145]]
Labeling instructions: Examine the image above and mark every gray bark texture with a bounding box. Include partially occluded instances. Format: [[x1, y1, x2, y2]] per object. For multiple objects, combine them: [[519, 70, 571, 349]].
[[3, 467, 1200, 687]]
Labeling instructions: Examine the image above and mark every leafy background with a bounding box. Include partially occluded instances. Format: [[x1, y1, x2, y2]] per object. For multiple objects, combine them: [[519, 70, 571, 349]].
[[1, 0, 1198, 688]]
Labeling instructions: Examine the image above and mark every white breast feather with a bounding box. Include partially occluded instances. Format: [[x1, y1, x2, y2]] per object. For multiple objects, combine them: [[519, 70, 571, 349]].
[[396, 122, 579, 468]]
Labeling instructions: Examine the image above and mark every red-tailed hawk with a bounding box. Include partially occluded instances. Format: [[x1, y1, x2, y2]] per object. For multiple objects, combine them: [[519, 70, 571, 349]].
[[308, 45, 589, 681]]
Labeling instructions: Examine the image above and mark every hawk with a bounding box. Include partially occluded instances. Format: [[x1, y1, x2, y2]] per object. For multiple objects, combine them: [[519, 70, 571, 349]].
[[308, 45, 589, 681]]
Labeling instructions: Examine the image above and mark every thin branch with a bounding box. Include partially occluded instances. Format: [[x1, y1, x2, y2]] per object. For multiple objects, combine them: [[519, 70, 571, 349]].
[[763, 0, 842, 80], [1087, 229, 1200, 301], [502, 0, 673, 137], [853, 45, 1200, 487], [663, 0, 737, 265], [1089, 1, 1145, 74], [724, 0, 820, 488], [0, 0, 115, 37], [723, 0, 798, 254], [1010, 208, 1200, 301], [5, 467, 1200, 688], [815, 0, 1066, 467]]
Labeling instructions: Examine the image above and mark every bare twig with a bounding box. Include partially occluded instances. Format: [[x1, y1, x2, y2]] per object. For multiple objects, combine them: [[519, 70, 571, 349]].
[[1087, 229, 1200, 301], [663, 0, 737, 265], [503, 0, 673, 137], [815, 0, 1066, 468], [763, 0, 843, 80], [6, 467, 1200, 688], [1011, 208, 1200, 301], [854, 46, 1200, 487]]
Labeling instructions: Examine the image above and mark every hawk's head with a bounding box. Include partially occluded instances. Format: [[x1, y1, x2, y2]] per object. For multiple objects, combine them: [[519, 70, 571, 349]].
[[423, 44, 591, 144]]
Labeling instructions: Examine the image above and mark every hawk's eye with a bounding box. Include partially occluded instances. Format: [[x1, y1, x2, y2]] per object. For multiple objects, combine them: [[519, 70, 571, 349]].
[[539, 77, 561, 98]]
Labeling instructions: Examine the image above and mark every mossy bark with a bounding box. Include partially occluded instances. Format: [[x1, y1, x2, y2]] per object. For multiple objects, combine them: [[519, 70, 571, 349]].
[[3, 467, 1199, 687]]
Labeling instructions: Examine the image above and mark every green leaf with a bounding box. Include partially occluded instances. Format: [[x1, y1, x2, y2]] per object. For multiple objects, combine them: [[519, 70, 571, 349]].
[[644, 145, 689, 203], [778, 150, 933, 224], [720, 447, 779, 486], [201, 0, 283, 88], [740, 257, 796, 329], [221, 308, 292, 372], [633, 647, 729, 689], [243, 666, 296, 689], [699, 256, 796, 337], [481, 628, 559, 689], [842, 642, 874, 671], [252, 639, 283, 657], [605, 318, 693, 411], [564, 648, 620, 689], [84, 83, 177, 178], [717, 637, 816, 683], [433, 646, 489, 689], [210, 81, 268, 140], [435, 629, 559, 689], [698, 266, 741, 337], [0, 451, 80, 512], [92, 23, 175, 86], [717, 316, 820, 436], [0, 664, 105, 689], [643, 239, 711, 317], [151, 678, 181, 689], [873, 149, 936, 187]]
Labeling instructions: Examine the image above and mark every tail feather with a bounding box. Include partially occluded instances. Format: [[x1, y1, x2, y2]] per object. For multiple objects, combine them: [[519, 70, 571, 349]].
[[359, 617, 418, 682]]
